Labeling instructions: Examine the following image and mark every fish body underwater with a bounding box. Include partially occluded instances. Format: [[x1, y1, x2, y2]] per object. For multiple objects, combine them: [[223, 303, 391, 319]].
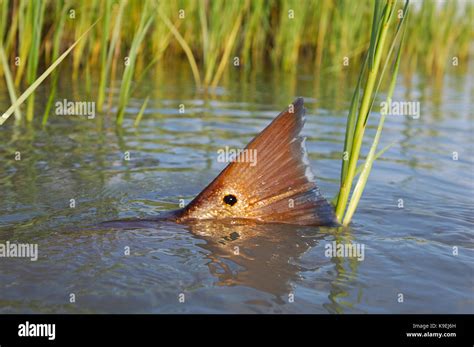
[[104, 98, 337, 228]]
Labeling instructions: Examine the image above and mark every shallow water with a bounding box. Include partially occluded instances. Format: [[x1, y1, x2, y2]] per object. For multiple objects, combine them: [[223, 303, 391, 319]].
[[0, 63, 473, 313]]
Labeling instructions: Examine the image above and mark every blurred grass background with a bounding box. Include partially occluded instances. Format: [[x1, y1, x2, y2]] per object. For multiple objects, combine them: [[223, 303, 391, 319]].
[[0, 0, 472, 123]]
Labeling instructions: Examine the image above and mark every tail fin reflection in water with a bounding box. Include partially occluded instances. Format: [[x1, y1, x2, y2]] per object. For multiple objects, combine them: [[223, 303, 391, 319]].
[[187, 220, 325, 298], [99, 220, 361, 311]]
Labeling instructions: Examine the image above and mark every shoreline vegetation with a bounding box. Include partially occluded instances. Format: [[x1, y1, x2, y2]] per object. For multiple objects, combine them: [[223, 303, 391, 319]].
[[0, 0, 471, 124]]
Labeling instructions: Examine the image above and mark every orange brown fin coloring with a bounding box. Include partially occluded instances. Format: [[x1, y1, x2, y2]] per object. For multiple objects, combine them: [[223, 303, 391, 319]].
[[176, 97, 337, 226]]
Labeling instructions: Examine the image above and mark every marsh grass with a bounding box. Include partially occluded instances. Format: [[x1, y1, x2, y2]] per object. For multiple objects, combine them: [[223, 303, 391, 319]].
[[0, 0, 471, 124]]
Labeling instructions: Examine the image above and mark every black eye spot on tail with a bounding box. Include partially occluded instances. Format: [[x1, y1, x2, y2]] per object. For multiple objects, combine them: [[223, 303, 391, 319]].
[[223, 194, 237, 206]]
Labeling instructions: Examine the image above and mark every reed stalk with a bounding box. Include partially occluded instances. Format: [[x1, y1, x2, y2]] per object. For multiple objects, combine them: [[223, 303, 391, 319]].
[[157, 4, 201, 88], [0, 42, 21, 120], [96, 0, 114, 112], [42, 0, 69, 125], [25, 0, 46, 122], [116, 0, 153, 125], [335, 0, 410, 225]]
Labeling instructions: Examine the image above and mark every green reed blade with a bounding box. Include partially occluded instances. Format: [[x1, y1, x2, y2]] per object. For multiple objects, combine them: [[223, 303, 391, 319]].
[[96, 0, 113, 112], [102, 0, 127, 113], [210, 0, 249, 88], [0, 42, 21, 120], [368, 0, 383, 71], [157, 4, 201, 88], [116, 1, 154, 125], [25, 0, 46, 122], [14, 0, 33, 86], [133, 96, 149, 127], [42, 0, 69, 125], [340, 53, 368, 189]]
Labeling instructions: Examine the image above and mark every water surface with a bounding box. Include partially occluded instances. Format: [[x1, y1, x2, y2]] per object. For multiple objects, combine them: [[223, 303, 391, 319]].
[[0, 63, 472, 313]]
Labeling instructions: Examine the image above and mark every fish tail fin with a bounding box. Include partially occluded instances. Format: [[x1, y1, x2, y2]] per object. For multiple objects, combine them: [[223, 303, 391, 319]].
[[179, 97, 337, 226]]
